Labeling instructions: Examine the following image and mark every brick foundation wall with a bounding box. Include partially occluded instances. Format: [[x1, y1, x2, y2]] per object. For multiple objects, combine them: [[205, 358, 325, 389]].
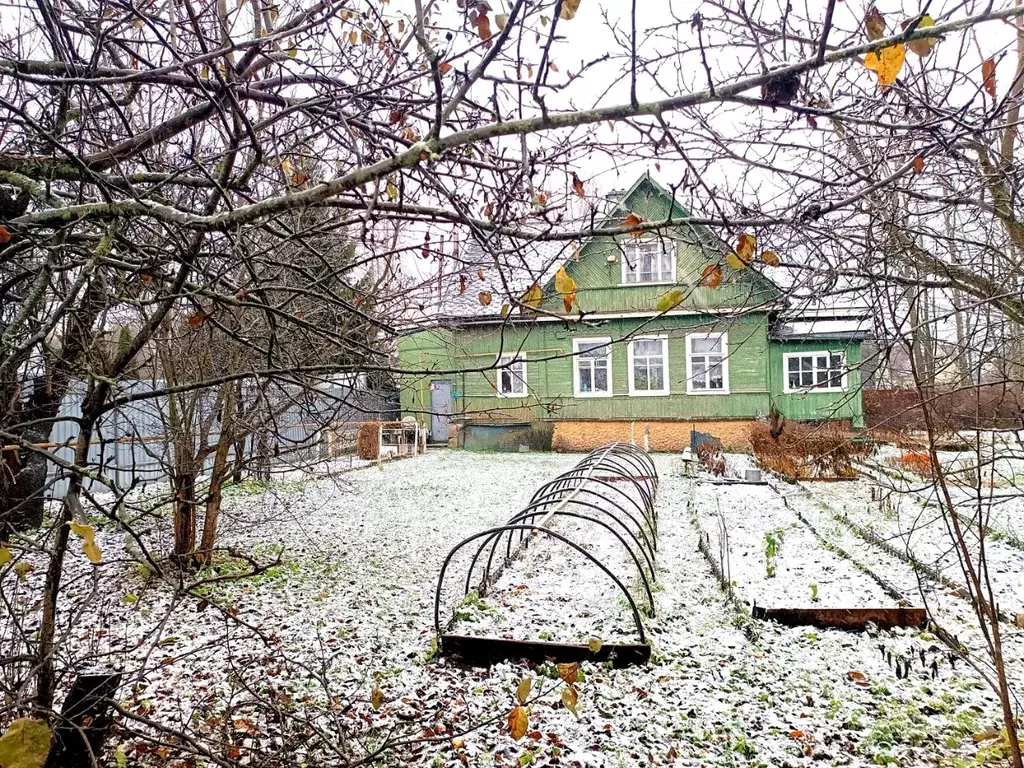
[[551, 420, 757, 452]]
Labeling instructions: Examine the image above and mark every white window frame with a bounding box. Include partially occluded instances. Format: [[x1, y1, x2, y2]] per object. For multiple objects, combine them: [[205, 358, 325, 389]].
[[686, 332, 730, 395], [627, 335, 670, 396], [782, 351, 848, 394], [495, 354, 528, 398], [573, 337, 613, 398], [620, 239, 676, 285]]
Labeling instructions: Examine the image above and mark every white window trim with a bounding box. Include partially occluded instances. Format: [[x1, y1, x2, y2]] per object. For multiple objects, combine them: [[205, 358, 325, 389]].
[[627, 335, 670, 396], [620, 239, 676, 286], [782, 351, 848, 394], [573, 337, 614, 398], [495, 354, 528, 398], [686, 332, 730, 395]]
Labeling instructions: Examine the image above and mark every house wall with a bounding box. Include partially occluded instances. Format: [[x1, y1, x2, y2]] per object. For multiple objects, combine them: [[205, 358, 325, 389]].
[[397, 328, 455, 421], [401, 313, 775, 423], [769, 339, 865, 427], [398, 322, 866, 442]]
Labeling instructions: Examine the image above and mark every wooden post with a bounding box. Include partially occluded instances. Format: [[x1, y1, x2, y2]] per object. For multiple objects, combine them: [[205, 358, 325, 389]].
[[44, 669, 122, 768]]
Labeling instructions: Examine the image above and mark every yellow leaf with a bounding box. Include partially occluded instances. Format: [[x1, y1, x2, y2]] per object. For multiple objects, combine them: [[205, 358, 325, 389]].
[[438, 61, 453, 75], [286, 39, 298, 58], [371, 685, 384, 711], [760, 250, 780, 267], [0, 718, 52, 768], [904, 15, 937, 57], [725, 252, 747, 271], [348, 30, 358, 45], [521, 284, 543, 311], [863, 44, 905, 87], [14, 562, 34, 582], [0, 547, 12, 566], [656, 289, 684, 312], [69, 522, 102, 564], [735, 234, 756, 264], [516, 676, 532, 704], [478, 291, 492, 306], [549, 61, 559, 72], [280, 157, 292, 177], [495, 13, 508, 30], [588, 636, 603, 653], [561, 686, 579, 717], [386, 180, 398, 200], [556, 662, 579, 685], [507, 705, 528, 740], [500, 303, 510, 318], [540, 15, 549, 26], [554, 266, 576, 296], [562, 291, 576, 313], [559, 0, 580, 21]]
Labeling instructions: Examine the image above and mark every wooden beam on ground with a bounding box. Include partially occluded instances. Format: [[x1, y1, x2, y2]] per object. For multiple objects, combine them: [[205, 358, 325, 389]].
[[752, 606, 928, 631], [441, 634, 651, 668]]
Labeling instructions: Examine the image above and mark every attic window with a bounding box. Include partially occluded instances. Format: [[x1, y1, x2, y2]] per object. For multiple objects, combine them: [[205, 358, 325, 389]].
[[622, 240, 674, 284]]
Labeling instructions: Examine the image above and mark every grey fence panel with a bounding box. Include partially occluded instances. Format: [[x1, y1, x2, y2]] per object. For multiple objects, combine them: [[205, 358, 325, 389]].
[[40, 380, 398, 501]]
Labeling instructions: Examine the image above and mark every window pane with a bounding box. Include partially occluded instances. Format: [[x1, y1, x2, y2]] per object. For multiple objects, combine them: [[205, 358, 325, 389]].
[[594, 366, 608, 392], [635, 368, 648, 390], [500, 369, 511, 393], [635, 339, 662, 356], [661, 249, 674, 278], [692, 337, 721, 354], [815, 368, 828, 386], [788, 358, 800, 373], [579, 341, 608, 358], [709, 362, 724, 389], [801, 371, 813, 387], [789, 371, 801, 389], [816, 355, 828, 369], [830, 353, 843, 369], [648, 364, 664, 390], [579, 365, 592, 392]]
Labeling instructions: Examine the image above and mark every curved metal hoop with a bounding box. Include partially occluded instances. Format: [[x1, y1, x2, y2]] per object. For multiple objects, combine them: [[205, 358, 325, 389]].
[[434, 442, 660, 644], [434, 524, 648, 643]]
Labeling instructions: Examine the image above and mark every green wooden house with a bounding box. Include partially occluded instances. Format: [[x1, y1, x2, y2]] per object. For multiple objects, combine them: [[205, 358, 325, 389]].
[[398, 174, 868, 451]]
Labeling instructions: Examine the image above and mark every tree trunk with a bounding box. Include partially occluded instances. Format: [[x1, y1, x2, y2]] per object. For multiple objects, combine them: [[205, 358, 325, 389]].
[[1, 381, 67, 536], [197, 384, 237, 565], [171, 471, 197, 568]]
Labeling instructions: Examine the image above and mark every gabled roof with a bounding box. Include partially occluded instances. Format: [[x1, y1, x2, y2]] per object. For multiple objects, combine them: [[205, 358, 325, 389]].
[[400, 172, 784, 328]]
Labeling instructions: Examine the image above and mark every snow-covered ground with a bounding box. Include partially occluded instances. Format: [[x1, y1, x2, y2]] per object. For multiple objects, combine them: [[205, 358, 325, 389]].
[[1, 450, 1019, 767], [690, 481, 901, 611]]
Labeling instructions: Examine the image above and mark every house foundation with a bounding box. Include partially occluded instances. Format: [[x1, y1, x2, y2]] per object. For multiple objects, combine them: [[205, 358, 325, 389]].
[[551, 419, 757, 452]]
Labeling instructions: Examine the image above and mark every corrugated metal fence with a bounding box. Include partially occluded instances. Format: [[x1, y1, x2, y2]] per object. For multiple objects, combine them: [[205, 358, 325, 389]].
[[43, 380, 397, 499]]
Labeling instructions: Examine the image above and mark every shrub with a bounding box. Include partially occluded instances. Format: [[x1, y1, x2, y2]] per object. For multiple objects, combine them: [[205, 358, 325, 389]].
[[696, 440, 726, 476], [750, 422, 871, 480], [890, 450, 935, 477]]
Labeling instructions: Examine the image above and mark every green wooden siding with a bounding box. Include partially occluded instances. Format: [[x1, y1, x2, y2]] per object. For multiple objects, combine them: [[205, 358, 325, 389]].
[[399, 322, 864, 427], [400, 314, 779, 422], [537, 175, 781, 315], [769, 340, 864, 427]]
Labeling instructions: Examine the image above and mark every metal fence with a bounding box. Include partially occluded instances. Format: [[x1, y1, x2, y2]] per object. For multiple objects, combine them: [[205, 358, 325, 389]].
[[43, 379, 397, 499]]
